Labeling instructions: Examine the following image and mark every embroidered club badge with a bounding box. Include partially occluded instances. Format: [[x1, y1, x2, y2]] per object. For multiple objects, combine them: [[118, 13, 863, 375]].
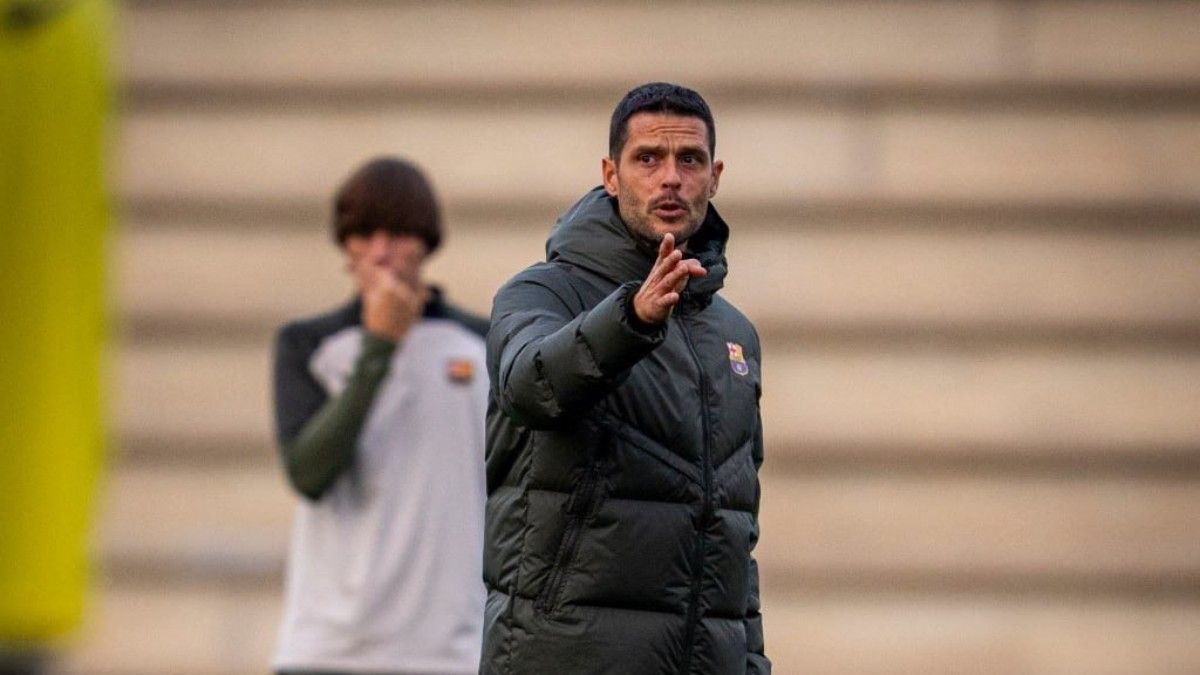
[[727, 342, 749, 376], [447, 358, 475, 384]]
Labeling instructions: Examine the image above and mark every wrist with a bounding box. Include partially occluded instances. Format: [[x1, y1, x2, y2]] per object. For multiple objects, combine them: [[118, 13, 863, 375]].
[[625, 291, 661, 332], [362, 329, 401, 351]]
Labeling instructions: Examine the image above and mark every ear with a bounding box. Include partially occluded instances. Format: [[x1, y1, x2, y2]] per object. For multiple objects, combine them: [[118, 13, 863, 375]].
[[601, 156, 619, 197], [708, 159, 724, 198]]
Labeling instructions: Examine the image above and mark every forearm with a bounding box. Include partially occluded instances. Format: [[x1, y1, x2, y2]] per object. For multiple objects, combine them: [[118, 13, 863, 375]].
[[282, 333, 396, 500], [495, 281, 664, 427]]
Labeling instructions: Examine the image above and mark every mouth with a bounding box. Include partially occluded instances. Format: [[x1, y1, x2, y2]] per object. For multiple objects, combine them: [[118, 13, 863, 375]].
[[651, 200, 687, 220]]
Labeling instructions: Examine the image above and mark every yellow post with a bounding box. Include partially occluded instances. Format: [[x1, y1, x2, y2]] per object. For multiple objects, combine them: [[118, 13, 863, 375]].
[[0, 0, 111, 647]]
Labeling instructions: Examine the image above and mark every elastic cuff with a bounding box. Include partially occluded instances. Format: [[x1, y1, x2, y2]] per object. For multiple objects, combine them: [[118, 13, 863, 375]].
[[622, 282, 663, 334], [361, 330, 399, 354], [572, 282, 666, 375], [618, 281, 668, 336], [356, 331, 398, 376]]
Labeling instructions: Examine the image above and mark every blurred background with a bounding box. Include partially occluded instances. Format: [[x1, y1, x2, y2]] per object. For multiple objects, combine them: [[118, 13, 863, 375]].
[[4, 0, 1199, 673]]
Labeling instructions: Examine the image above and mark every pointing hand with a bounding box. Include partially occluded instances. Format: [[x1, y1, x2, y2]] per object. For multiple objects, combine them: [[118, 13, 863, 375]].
[[632, 233, 706, 325]]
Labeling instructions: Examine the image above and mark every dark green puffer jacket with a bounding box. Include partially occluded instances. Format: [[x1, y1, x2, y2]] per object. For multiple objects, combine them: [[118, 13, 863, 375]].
[[482, 187, 769, 675]]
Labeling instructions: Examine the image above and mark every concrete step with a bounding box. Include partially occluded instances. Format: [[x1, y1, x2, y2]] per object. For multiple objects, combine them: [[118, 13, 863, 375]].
[[97, 464, 290, 578], [98, 464, 1200, 592], [121, 1, 1200, 90], [114, 218, 1200, 343], [758, 473, 1200, 588], [118, 103, 1200, 207], [59, 581, 279, 675], [58, 582, 1200, 675], [765, 591, 1200, 675], [1025, 0, 1200, 84], [761, 346, 1200, 458], [113, 342, 1200, 461]]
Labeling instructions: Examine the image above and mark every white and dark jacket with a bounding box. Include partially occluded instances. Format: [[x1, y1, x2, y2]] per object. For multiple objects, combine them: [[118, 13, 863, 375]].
[[271, 291, 488, 675]]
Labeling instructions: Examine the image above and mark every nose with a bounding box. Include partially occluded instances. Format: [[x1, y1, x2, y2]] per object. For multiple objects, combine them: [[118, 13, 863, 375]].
[[368, 230, 393, 258], [660, 157, 682, 189]]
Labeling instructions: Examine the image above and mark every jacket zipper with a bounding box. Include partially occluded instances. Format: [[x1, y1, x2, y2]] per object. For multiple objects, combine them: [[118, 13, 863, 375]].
[[535, 460, 602, 614], [677, 312, 714, 675]]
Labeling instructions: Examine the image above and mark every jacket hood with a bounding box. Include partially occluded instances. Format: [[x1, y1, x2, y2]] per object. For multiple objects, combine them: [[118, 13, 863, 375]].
[[545, 186, 730, 302]]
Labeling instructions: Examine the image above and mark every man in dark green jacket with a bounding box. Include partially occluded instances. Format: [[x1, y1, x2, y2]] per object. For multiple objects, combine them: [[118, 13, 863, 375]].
[[482, 83, 769, 674]]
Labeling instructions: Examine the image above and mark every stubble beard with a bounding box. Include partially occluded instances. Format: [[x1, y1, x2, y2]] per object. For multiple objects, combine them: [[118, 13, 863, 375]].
[[617, 183, 706, 251]]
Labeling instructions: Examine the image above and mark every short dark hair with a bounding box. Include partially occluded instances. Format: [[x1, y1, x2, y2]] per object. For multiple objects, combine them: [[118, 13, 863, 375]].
[[608, 82, 716, 159], [331, 157, 442, 253]]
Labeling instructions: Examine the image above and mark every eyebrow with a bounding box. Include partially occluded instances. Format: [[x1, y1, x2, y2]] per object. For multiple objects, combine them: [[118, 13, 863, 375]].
[[629, 142, 709, 159]]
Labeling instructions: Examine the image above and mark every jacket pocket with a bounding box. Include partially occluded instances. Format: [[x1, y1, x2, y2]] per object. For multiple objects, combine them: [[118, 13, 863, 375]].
[[535, 460, 606, 614]]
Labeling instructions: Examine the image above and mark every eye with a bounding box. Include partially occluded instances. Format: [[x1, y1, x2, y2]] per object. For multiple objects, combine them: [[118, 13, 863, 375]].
[[680, 154, 699, 165], [638, 153, 655, 165]]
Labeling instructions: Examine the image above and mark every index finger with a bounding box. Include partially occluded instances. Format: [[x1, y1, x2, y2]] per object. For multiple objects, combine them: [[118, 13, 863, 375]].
[[658, 233, 675, 261]]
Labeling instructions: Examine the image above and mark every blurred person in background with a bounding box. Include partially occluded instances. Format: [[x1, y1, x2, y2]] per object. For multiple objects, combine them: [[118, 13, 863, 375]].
[[1, 1, 111, 673], [271, 157, 488, 675], [481, 83, 769, 674]]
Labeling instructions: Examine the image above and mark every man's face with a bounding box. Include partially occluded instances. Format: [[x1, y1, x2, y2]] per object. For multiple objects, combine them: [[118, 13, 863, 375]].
[[342, 230, 429, 290], [602, 112, 723, 248]]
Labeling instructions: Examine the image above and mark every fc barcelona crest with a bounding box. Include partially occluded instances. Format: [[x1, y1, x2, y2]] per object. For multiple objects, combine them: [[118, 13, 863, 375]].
[[727, 342, 749, 376], [446, 358, 475, 384]]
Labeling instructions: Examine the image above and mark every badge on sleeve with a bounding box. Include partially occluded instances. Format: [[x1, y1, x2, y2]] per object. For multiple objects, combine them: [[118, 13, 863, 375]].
[[727, 342, 749, 376], [447, 358, 475, 384]]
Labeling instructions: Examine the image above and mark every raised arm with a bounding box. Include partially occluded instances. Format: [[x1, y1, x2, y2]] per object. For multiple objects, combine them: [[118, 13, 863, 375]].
[[273, 264, 425, 501], [488, 273, 654, 429], [489, 233, 706, 428], [273, 326, 395, 501]]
